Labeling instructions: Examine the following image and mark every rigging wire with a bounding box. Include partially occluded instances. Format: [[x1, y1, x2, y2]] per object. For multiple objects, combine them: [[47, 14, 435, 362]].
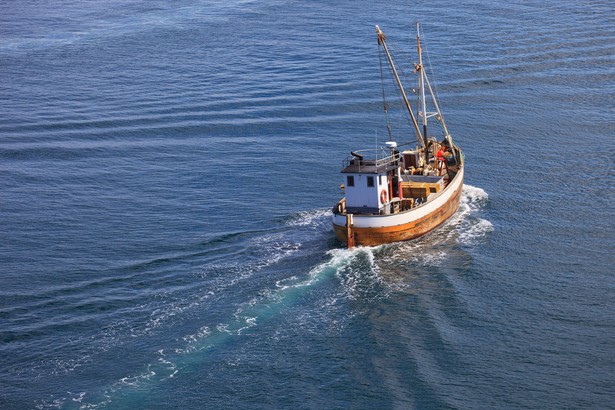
[[420, 26, 447, 134], [419, 24, 460, 162]]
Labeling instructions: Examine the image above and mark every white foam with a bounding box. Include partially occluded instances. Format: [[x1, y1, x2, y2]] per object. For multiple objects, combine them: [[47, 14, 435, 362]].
[[323, 246, 390, 301], [458, 217, 494, 245], [156, 350, 178, 380], [176, 325, 211, 355], [117, 366, 155, 387], [462, 184, 489, 204], [251, 233, 301, 267], [419, 250, 448, 266], [275, 275, 300, 290], [285, 208, 330, 227], [455, 184, 493, 245], [68, 391, 86, 403]]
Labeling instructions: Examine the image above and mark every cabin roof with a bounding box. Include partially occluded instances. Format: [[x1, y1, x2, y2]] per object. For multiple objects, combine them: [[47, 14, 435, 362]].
[[341, 152, 400, 174]]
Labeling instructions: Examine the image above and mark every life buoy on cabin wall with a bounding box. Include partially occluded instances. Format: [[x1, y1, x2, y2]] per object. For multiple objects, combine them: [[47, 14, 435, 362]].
[[380, 189, 388, 204]]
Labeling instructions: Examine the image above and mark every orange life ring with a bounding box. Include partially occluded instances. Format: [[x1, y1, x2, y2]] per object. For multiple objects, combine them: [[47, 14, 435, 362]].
[[380, 189, 387, 204]]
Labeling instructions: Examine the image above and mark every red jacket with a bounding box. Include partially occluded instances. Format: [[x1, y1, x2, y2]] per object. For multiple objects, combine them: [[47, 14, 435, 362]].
[[437, 147, 446, 161]]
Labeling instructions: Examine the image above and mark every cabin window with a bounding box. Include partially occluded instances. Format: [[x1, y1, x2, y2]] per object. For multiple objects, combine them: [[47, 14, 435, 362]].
[[347, 176, 354, 187], [379, 175, 382, 185], [367, 176, 374, 187]]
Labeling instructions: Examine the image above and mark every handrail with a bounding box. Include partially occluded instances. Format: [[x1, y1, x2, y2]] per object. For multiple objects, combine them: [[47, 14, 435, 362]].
[[343, 148, 401, 169]]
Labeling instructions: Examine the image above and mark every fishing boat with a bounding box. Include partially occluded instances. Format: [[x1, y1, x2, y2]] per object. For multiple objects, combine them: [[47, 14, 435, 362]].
[[332, 23, 464, 248]]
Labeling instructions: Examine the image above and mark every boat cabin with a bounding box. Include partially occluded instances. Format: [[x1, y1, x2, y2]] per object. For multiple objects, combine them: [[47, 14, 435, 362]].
[[341, 151, 400, 214], [338, 144, 447, 216]]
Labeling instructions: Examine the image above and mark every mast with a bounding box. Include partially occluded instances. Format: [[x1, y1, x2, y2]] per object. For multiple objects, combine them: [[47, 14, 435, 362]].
[[417, 22, 428, 153], [416, 22, 453, 148], [375, 25, 424, 150]]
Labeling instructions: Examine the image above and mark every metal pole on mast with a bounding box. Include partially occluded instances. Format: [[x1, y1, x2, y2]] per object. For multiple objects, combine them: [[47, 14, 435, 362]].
[[416, 22, 429, 165]]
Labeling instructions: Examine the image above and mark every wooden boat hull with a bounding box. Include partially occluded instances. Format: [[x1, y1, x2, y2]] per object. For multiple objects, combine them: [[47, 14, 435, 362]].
[[332, 167, 464, 247]]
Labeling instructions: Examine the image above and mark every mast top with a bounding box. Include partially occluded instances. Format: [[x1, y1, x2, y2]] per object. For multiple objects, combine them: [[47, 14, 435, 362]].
[[416, 22, 422, 56], [375, 25, 386, 44]]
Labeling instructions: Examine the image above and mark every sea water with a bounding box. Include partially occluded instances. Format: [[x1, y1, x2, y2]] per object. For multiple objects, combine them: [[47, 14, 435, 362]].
[[1, 0, 613, 408]]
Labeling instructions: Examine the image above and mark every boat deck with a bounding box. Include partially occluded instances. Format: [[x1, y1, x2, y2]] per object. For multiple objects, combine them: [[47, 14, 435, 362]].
[[333, 173, 451, 217]]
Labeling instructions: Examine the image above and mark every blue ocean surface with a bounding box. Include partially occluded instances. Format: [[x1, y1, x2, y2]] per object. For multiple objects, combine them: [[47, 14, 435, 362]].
[[1, 0, 614, 408]]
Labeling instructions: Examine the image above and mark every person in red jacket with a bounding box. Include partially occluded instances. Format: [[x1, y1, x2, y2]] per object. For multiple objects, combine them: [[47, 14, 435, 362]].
[[436, 143, 448, 175], [437, 144, 447, 162]]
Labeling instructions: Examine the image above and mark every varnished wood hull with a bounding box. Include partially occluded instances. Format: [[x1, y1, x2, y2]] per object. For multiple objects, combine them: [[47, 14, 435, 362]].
[[332, 167, 464, 247]]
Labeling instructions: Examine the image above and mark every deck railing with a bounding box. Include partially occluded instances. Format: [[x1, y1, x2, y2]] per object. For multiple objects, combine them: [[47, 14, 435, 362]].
[[342, 148, 401, 170]]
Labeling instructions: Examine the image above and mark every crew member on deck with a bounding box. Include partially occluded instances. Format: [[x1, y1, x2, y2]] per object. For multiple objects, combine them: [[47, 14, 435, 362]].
[[437, 142, 448, 175], [443, 146, 458, 179], [437, 144, 446, 163]]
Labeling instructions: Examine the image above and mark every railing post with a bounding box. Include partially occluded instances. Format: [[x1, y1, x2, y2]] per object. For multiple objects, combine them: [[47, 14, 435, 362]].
[[346, 214, 355, 248]]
